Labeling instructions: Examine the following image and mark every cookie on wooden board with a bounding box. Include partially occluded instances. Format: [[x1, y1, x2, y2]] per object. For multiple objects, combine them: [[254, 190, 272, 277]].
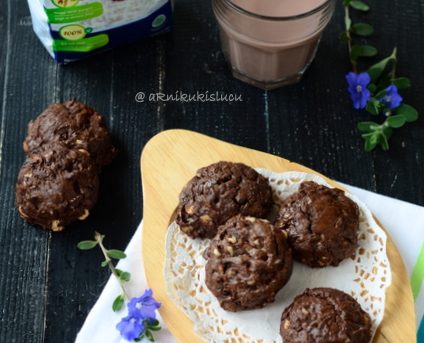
[[176, 161, 273, 239], [280, 287, 372, 343], [275, 181, 359, 267], [205, 215, 293, 311]]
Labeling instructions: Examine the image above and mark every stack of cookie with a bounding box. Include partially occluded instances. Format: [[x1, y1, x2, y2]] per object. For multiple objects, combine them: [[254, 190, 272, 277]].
[[176, 161, 292, 311], [176, 161, 372, 343], [16, 100, 117, 232]]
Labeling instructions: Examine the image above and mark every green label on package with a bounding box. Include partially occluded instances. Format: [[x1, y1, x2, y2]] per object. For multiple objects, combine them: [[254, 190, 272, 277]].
[[52, 34, 109, 52], [45, 3, 103, 24]]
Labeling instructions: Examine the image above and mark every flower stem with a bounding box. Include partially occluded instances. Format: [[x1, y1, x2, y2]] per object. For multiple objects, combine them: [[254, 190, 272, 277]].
[[344, 5, 357, 73], [390, 47, 398, 79], [95, 231, 130, 299]]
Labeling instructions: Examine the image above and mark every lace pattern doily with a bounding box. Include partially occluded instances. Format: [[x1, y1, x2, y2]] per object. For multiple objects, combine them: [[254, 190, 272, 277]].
[[165, 170, 392, 342]]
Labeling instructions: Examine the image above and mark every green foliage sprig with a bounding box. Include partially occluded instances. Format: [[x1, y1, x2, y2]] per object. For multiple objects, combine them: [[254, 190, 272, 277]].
[[78, 231, 130, 311], [78, 232, 162, 342], [341, 0, 419, 151]]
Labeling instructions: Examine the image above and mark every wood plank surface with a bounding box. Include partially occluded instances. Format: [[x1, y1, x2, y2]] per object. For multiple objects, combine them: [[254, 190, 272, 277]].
[[43, 38, 167, 343], [0, 1, 58, 342], [0, 0, 422, 341]]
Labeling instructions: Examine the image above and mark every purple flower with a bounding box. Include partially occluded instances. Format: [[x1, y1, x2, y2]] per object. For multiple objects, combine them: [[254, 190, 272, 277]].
[[116, 290, 161, 341], [380, 85, 403, 110], [346, 72, 371, 109], [127, 289, 161, 320], [116, 315, 145, 341]]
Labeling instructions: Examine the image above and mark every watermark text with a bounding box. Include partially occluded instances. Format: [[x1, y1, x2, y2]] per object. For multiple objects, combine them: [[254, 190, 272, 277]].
[[135, 91, 243, 103]]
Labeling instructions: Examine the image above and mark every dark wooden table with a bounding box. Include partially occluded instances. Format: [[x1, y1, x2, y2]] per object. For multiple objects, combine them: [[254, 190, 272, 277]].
[[1, 0, 423, 342]]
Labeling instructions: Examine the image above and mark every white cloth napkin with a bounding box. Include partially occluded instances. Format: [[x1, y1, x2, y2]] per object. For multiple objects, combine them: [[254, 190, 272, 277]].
[[76, 184, 424, 343]]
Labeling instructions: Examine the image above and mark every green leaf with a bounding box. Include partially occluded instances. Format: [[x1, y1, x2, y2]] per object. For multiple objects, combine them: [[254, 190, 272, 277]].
[[147, 319, 161, 331], [351, 23, 374, 36], [395, 104, 419, 122], [120, 272, 131, 282], [365, 100, 380, 115], [343, 0, 352, 5], [149, 325, 161, 331], [145, 330, 155, 342], [386, 114, 407, 128], [376, 74, 393, 92], [379, 133, 390, 151], [351, 44, 378, 60], [392, 77, 411, 89], [364, 135, 378, 152], [349, 0, 370, 11], [382, 126, 393, 139], [368, 83, 377, 93], [368, 54, 396, 81], [148, 319, 160, 327], [116, 269, 131, 282], [374, 89, 387, 99], [361, 132, 374, 138], [101, 260, 108, 267], [77, 240, 98, 250], [107, 249, 127, 260], [358, 121, 379, 133], [112, 294, 125, 312]]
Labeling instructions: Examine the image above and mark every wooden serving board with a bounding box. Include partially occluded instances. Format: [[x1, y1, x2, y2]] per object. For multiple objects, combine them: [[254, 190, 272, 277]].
[[141, 129, 416, 343]]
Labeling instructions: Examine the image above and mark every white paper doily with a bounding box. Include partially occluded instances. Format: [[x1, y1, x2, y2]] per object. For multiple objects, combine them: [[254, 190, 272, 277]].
[[165, 170, 392, 343]]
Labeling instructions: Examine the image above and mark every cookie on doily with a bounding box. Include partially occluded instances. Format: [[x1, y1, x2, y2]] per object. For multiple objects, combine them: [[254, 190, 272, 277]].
[[275, 181, 359, 267], [204, 215, 293, 311], [281, 287, 372, 343], [176, 161, 273, 239]]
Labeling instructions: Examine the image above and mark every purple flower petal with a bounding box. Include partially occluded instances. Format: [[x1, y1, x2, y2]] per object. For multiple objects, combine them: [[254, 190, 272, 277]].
[[137, 306, 158, 320], [140, 289, 153, 299], [359, 88, 371, 109], [127, 289, 161, 319], [345, 72, 358, 86], [357, 72, 371, 86], [116, 315, 145, 341], [381, 85, 403, 110], [345, 72, 371, 110]]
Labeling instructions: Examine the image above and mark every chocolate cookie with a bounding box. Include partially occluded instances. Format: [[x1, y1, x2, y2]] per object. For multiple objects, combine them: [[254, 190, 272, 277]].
[[176, 161, 273, 239], [23, 99, 117, 169], [280, 288, 372, 343], [205, 215, 293, 311], [16, 143, 99, 232], [275, 181, 359, 267]]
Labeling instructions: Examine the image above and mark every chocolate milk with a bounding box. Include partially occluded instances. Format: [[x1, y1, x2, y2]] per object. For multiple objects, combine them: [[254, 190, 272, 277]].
[[213, 0, 335, 89]]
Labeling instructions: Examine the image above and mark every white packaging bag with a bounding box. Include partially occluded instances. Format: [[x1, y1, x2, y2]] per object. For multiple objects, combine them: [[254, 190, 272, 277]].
[[28, 0, 172, 63]]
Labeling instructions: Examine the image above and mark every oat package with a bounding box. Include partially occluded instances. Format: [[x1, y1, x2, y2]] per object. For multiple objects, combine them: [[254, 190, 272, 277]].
[[28, 0, 172, 63]]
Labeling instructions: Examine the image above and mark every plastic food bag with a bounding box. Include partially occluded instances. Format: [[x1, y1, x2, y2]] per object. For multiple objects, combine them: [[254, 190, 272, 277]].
[[27, 0, 172, 63]]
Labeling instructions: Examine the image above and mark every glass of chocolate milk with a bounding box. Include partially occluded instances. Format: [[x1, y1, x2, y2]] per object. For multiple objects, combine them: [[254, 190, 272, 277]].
[[213, 0, 336, 89]]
